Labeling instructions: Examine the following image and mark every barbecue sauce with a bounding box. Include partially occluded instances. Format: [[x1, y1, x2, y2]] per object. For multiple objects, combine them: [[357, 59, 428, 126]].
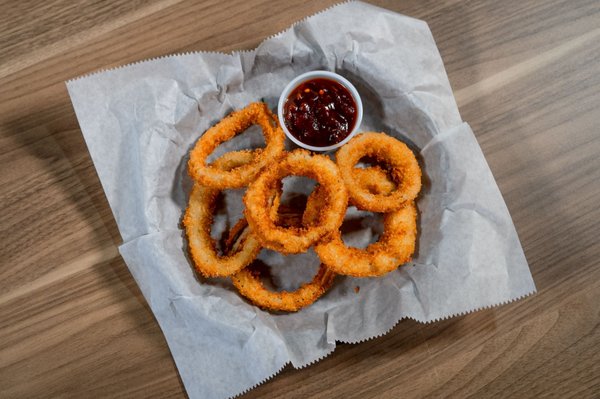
[[283, 78, 357, 147]]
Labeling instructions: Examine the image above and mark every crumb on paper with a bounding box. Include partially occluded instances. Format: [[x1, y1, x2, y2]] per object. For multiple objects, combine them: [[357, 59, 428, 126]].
[[354, 286, 360, 294]]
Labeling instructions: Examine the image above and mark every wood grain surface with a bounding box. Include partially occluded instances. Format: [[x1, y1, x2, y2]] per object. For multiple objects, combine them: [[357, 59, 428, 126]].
[[1, 0, 599, 397]]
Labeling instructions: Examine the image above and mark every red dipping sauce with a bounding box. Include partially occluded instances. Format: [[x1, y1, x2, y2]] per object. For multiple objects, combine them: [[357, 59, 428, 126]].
[[283, 78, 357, 147]]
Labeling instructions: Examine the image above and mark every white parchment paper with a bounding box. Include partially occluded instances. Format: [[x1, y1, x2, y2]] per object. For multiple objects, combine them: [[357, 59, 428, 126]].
[[67, 2, 536, 398]]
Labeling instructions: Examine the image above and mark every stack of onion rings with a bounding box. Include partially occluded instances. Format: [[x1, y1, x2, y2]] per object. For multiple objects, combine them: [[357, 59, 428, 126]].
[[184, 104, 421, 311], [183, 151, 263, 277], [244, 149, 348, 254], [305, 182, 417, 278], [227, 217, 337, 313], [336, 132, 421, 212]]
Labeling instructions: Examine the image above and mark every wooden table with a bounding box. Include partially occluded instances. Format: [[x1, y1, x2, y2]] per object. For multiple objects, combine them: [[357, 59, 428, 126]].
[[1, 0, 599, 397]]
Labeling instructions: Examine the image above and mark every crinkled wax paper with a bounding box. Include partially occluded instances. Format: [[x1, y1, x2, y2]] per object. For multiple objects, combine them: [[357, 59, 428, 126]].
[[67, 1, 535, 398]]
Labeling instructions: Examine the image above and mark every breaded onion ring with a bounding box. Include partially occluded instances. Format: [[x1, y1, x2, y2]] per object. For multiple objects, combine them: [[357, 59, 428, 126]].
[[243, 149, 348, 254], [188, 102, 285, 189], [306, 171, 417, 277], [336, 132, 421, 212], [314, 203, 417, 277], [228, 218, 336, 312], [183, 151, 262, 277]]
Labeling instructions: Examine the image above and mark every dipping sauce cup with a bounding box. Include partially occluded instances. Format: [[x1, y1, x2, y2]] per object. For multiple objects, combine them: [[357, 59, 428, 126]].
[[278, 71, 363, 152]]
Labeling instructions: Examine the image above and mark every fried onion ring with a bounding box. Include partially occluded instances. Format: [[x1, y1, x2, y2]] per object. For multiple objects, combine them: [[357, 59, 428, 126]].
[[305, 170, 417, 277], [183, 151, 262, 277], [314, 202, 417, 277], [336, 132, 421, 212], [188, 102, 285, 189], [228, 217, 336, 312], [244, 149, 348, 254]]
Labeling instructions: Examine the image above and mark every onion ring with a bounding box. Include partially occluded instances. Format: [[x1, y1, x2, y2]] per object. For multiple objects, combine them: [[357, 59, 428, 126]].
[[228, 217, 336, 312], [305, 169, 417, 277], [336, 132, 421, 212], [244, 149, 348, 254], [188, 102, 285, 189], [314, 202, 416, 277], [183, 151, 262, 277]]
